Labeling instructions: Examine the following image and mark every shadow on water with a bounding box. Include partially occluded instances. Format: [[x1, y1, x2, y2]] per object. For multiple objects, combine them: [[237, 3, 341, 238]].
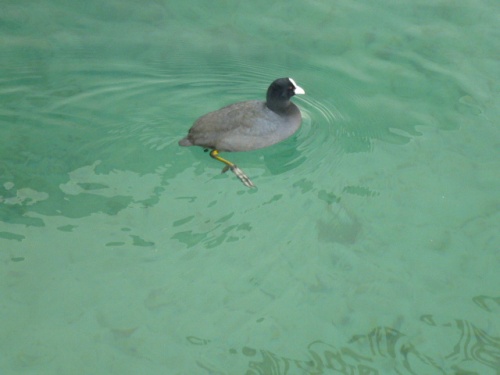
[[189, 314, 500, 374]]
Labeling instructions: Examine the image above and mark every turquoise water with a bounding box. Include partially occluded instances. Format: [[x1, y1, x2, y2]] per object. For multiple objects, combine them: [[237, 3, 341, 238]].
[[1, 0, 499, 373]]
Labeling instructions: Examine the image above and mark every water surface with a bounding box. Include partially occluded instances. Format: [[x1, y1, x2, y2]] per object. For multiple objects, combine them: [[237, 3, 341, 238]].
[[1, 0, 499, 373]]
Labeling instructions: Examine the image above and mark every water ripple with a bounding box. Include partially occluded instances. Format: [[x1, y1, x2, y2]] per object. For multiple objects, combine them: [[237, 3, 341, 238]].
[[1, 56, 352, 221]]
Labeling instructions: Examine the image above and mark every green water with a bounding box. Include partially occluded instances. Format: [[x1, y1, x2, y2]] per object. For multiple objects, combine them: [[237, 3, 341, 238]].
[[1, 0, 499, 374]]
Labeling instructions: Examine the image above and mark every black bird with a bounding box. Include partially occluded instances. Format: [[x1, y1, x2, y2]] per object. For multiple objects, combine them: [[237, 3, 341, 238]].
[[179, 77, 305, 187]]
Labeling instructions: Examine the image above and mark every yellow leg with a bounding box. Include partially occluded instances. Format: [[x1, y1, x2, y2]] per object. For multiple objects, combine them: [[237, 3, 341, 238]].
[[209, 150, 256, 188]]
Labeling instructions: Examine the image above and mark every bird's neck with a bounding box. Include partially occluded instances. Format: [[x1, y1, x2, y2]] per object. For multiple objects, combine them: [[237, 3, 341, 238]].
[[266, 99, 291, 113]]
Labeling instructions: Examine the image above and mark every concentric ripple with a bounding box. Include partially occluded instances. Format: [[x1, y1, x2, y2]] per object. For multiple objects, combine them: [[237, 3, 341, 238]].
[[1, 53, 353, 213]]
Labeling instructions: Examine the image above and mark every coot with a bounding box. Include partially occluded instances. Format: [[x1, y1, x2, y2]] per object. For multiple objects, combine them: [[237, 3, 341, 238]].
[[179, 77, 305, 187]]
